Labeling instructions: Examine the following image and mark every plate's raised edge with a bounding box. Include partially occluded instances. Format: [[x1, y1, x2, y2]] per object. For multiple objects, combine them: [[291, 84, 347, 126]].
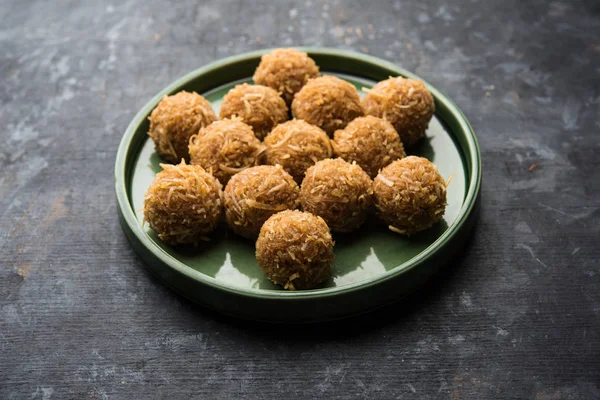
[[115, 47, 482, 300]]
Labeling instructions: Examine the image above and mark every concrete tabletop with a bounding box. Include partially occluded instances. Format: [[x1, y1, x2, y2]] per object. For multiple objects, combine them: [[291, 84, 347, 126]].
[[1, 0, 599, 398]]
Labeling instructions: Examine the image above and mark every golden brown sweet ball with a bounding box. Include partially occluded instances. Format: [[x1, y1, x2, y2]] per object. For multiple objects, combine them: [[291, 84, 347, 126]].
[[188, 119, 263, 185], [362, 77, 435, 146], [253, 48, 320, 106], [373, 156, 447, 235], [148, 91, 217, 163], [256, 210, 334, 290], [224, 165, 300, 239], [219, 83, 289, 140], [143, 161, 222, 245], [262, 119, 332, 183], [291, 75, 364, 136], [332, 116, 406, 179], [300, 158, 373, 232]]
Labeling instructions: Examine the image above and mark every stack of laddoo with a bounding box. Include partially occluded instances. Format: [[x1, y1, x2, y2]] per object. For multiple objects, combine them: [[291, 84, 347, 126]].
[[143, 48, 448, 290]]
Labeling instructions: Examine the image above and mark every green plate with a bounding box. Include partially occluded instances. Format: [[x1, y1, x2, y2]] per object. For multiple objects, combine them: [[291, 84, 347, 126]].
[[115, 48, 481, 322]]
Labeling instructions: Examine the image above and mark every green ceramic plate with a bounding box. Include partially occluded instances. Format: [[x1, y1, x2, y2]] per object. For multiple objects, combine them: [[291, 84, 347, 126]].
[[115, 48, 481, 322]]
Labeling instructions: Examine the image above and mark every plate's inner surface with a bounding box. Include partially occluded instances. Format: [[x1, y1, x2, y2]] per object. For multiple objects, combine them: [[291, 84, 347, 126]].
[[129, 74, 467, 291]]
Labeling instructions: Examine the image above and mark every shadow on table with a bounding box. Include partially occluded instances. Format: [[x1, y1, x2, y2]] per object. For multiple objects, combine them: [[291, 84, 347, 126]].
[[185, 223, 479, 340]]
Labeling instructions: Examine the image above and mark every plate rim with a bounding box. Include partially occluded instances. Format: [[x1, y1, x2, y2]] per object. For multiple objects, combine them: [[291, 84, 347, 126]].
[[115, 47, 482, 300]]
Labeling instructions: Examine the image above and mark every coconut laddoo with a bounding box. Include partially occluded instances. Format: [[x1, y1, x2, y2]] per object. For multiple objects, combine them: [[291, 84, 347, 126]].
[[332, 116, 406, 179], [219, 83, 289, 140], [362, 77, 435, 146], [373, 156, 447, 235], [256, 210, 335, 290], [301, 158, 373, 232], [253, 48, 320, 106], [224, 165, 300, 239], [291, 75, 364, 136], [262, 119, 332, 183], [143, 161, 222, 245], [148, 91, 217, 163], [188, 119, 263, 185]]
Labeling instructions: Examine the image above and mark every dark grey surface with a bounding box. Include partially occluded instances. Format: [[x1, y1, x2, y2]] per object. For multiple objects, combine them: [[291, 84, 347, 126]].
[[1, 0, 599, 398]]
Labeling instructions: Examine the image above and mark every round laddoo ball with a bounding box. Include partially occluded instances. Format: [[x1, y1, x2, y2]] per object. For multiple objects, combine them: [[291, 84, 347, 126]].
[[332, 116, 406, 179], [143, 161, 222, 245], [362, 77, 435, 146], [301, 158, 373, 232], [219, 83, 288, 140], [291, 75, 364, 136], [373, 156, 447, 235], [148, 91, 217, 163], [188, 119, 263, 185], [253, 48, 320, 106], [262, 119, 332, 183], [256, 210, 334, 290], [224, 165, 300, 239]]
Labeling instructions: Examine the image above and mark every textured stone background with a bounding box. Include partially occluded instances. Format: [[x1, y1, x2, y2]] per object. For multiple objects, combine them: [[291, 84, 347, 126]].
[[1, 0, 599, 398]]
